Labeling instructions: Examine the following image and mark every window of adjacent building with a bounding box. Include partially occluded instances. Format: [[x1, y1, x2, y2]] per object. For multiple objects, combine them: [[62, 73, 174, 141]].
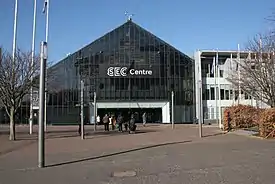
[[202, 89, 206, 100], [210, 87, 215, 100], [244, 92, 252, 99], [201, 63, 212, 77], [204, 63, 211, 78], [229, 90, 233, 100], [202, 88, 210, 100], [219, 70, 224, 78], [206, 63, 211, 75], [235, 90, 241, 100], [220, 89, 225, 100], [201, 59, 214, 78], [225, 90, 230, 100], [206, 89, 210, 100], [245, 92, 249, 99], [210, 72, 214, 78]]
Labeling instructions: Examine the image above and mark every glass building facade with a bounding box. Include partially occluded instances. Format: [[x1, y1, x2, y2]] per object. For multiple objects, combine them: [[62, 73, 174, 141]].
[[0, 20, 195, 124]]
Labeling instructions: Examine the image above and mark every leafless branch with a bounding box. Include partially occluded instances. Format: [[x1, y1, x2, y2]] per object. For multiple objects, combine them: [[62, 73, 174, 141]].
[[0, 49, 40, 115], [0, 48, 42, 140], [227, 33, 275, 107]]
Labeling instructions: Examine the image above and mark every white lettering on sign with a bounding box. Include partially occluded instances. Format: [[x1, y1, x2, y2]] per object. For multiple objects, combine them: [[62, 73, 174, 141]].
[[107, 67, 153, 77], [107, 67, 127, 77], [129, 69, 153, 75]]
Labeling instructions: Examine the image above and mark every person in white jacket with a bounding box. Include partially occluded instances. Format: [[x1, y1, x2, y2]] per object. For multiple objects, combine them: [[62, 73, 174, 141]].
[[96, 115, 100, 125], [142, 112, 147, 126]]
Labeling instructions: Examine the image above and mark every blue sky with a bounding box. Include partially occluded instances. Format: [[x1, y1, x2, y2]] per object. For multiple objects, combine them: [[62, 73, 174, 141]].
[[0, 0, 274, 63]]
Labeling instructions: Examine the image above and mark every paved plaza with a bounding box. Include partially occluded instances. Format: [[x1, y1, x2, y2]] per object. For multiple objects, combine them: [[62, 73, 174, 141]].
[[0, 124, 274, 184]]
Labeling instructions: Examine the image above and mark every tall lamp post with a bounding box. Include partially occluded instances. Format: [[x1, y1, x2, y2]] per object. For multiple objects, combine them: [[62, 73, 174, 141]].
[[38, 41, 47, 168], [37, 0, 49, 168], [29, 0, 37, 135], [43, 0, 49, 131], [75, 56, 89, 139]]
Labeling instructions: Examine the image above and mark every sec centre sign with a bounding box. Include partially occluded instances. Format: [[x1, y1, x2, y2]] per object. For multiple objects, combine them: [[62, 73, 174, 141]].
[[107, 67, 152, 77]]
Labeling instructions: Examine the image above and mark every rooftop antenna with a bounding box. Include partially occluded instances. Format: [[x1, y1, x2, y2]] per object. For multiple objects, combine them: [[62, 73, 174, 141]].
[[125, 11, 134, 21]]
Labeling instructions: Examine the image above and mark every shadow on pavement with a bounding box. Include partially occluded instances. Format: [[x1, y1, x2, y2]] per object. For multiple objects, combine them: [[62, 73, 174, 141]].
[[15, 129, 159, 141], [202, 132, 226, 138], [0, 129, 81, 135], [0, 129, 159, 157], [18, 134, 80, 141], [86, 129, 159, 138], [0, 140, 36, 157], [46, 140, 192, 168]]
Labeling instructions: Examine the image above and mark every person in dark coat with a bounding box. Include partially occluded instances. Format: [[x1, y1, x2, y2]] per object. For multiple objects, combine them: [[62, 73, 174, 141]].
[[102, 114, 109, 131], [78, 123, 81, 135], [117, 114, 124, 132]]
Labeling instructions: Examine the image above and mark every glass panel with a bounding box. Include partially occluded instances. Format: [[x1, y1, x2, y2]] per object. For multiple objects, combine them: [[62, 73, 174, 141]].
[[15, 21, 196, 125]]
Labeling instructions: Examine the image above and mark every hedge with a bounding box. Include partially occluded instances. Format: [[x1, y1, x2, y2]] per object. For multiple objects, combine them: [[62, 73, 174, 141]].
[[223, 105, 275, 138], [259, 108, 275, 138], [223, 105, 261, 131]]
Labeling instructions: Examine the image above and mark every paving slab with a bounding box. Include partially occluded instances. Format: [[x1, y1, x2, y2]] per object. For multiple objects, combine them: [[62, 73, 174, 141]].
[[2, 125, 273, 184]]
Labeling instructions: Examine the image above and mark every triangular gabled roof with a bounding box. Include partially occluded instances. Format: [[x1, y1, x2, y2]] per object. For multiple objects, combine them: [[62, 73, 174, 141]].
[[57, 19, 192, 65], [127, 20, 191, 59]]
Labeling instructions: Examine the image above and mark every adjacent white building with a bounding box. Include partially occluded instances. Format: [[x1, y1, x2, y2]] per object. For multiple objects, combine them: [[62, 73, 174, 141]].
[[194, 50, 269, 128]]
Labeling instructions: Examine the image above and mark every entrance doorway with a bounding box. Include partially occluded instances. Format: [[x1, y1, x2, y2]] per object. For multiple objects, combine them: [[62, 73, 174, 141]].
[[97, 108, 162, 124]]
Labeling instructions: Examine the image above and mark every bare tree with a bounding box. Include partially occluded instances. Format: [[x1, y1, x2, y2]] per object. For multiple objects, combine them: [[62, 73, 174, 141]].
[[227, 33, 275, 107], [0, 49, 40, 140]]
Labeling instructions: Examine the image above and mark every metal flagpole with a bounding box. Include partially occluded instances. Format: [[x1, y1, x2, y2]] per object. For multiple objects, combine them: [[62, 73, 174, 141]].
[[94, 91, 97, 131], [237, 44, 241, 104], [171, 91, 174, 129], [45, 0, 49, 43], [80, 80, 84, 139], [254, 52, 259, 108], [216, 51, 222, 129], [11, 0, 18, 140], [259, 37, 263, 108], [12, 0, 18, 63], [230, 53, 235, 106], [198, 80, 202, 138], [43, 0, 49, 131], [29, 0, 37, 135], [214, 55, 218, 124], [247, 52, 253, 106]]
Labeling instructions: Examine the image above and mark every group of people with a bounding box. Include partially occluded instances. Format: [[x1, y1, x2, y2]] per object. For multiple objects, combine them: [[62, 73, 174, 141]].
[[97, 112, 147, 133]]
